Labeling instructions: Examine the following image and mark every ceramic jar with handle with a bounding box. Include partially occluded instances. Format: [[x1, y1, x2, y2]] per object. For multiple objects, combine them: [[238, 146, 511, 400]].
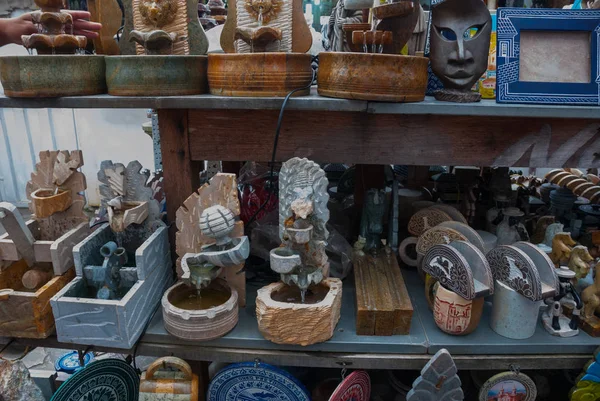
[[139, 357, 199, 401]]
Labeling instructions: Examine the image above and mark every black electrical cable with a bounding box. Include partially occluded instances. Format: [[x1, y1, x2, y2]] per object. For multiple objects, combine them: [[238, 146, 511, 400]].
[[245, 69, 316, 229]]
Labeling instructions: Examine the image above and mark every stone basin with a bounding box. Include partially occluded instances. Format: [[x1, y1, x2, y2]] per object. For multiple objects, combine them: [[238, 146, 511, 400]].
[[269, 247, 301, 274], [208, 52, 312, 97], [30, 188, 72, 218], [162, 279, 238, 341], [105, 55, 208, 96], [317, 52, 428, 102], [0, 55, 106, 98]]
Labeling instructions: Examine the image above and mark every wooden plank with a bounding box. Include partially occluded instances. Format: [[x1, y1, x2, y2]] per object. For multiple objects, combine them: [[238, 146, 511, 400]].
[[188, 110, 600, 168], [353, 251, 413, 336], [158, 110, 201, 252]]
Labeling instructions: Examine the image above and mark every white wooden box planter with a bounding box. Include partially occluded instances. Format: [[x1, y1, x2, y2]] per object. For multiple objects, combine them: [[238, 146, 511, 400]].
[[50, 223, 172, 349]]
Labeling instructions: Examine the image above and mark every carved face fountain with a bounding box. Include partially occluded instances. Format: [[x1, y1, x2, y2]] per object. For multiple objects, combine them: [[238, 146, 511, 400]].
[[129, 0, 181, 54], [429, 0, 492, 102]]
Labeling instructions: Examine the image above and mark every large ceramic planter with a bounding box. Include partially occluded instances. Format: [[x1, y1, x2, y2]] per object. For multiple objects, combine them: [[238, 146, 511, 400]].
[[162, 279, 238, 341], [105, 55, 208, 96], [256, 278, 342, 346], [317, 52, 428, 102], [50, 224, 173, 349], [0, 55, 106, 97], [208, 53, 313, 97]]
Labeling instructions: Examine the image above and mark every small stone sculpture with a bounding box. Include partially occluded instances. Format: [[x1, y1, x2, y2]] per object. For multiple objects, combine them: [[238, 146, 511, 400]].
[[429, 0, 492, 102], [271, 157, 330, 298], [569, 246, 594, 280], [542, 267, 582, 337], [531, 216, 556, 244], [406, 348, 464, 401], [496, 208, 529, 246], [358, 189, 386, 254], [180, 205, 250, 291], [96, 241, 128, 300], [551, 232, 577, 267], [582, 261, 600, 320]]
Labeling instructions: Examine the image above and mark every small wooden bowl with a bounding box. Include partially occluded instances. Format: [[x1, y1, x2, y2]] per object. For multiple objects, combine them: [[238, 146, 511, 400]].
[[208, 52, 313, 97], [30, 188, 71, 218], [162, 279, 238, 341], [317, 52, 428, 102]]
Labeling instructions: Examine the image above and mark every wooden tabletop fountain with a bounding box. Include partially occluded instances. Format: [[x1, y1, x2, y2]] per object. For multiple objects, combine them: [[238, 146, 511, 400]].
[[209, 0, 313, 96], [50, 160, 172, 349], [256, 158, 342, 346], [0, 0, 106, 97], [162, 173, 249, 341], [0, 151, 89, 338], [106, 0, 209, 95], [318, 0, 428, 102]]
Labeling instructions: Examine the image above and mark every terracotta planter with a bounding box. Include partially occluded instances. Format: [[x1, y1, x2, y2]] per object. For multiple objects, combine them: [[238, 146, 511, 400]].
[[106, 55, 208, 96], [317, 52, 428, 102], [30, 188, 72, 218], [208, 53, 313, 97], [433, 284, 483, 335], [162, 279, 238, 341], [0, 55, 106, 98], [256, 278, 342, 346]]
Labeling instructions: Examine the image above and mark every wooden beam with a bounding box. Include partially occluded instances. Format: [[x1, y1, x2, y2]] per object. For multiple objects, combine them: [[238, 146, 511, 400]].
[[188, 110, 600, 168], [158, 110, 201, 252]]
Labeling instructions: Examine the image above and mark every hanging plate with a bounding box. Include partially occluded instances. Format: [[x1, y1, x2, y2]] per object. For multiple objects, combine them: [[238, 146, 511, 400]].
[[329, 371, 371, 401], [478, 371, 537, 401], [55, 351, 94, 374], [50, 359, 139, 401], [208, 362, 310, 401]]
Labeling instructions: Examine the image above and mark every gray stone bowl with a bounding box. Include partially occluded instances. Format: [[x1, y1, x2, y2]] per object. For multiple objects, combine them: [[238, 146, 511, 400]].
[[105, 55, 208, 96], [0, 55, 106, 98]]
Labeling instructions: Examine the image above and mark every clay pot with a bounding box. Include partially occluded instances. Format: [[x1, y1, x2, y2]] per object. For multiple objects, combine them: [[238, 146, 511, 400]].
[[162, 279, 238, 341], [0, 55, 106, 98], [30, 188, 71, 218], [106, 55, 208, 96], [433, 285, 483, 335], [318, 52, 428, 102], [208, 53, 313, 97], [256, 278, 342, 345]]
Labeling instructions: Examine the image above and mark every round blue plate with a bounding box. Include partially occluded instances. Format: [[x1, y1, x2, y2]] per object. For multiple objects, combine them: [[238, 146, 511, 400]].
[[55, 351, 94, 374], [208, 362, 310, 401], [50, 359, 139, 401]]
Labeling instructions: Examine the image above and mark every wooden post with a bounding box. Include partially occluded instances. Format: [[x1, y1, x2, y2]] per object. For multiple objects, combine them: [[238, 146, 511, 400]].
[[158, 110, 201, 254]]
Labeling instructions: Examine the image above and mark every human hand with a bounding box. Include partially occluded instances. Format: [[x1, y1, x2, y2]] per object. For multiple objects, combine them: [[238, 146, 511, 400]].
[[63, 10, 102, 40], [335, 17, 346, 28], [0, 13, 37, 46]]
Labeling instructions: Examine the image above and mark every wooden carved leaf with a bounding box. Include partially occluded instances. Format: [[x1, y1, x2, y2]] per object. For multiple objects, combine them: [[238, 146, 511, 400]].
[[25, 151, 87, 240]]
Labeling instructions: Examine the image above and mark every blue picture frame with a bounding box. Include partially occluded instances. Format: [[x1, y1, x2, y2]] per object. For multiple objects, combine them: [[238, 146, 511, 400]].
[[496, 8, 600, 105]]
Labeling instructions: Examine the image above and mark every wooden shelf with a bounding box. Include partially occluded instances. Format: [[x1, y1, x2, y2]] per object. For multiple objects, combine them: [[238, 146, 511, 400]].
[[0, 271, 595, 370], [1, 89, 599, 119]]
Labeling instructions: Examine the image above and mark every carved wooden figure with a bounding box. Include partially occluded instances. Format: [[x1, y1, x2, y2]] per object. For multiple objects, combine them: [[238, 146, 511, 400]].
[[0, 150, 88, 339], [571, 261, 600, 337], [551, 232, 577, 267], [50, 160, 172, 349], [569, 246, 594, 280], [406, 348, 464, 401]]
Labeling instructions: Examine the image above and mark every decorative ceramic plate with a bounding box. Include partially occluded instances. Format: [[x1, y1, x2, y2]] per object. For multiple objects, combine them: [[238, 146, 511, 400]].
[[55, 351, 94, 374], [208, 362, 310, 401], [478, 371, 536, 401], [329, 371, 371, 401], [50, 359, 139, 401]]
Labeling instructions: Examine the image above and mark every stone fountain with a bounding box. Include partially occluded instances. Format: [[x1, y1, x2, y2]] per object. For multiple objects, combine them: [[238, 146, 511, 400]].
[[162, 173, 250, 341], [318, 0, 428, 102], [50, 160, 172, 349], [256, 158, 342, 346], [105, 0, 209, 96], [0, 0, 106, 97], [0, 151, 89, 339], [208, 0, 313, 96]]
